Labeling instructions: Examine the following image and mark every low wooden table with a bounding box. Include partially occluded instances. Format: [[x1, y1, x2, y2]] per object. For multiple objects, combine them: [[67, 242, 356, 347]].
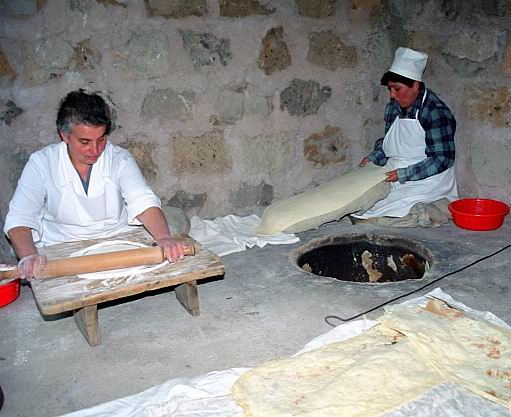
[[31, 228, 224, 346]]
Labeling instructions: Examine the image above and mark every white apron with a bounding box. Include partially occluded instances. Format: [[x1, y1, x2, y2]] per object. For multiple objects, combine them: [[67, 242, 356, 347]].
[[358, 92, 458, 218]]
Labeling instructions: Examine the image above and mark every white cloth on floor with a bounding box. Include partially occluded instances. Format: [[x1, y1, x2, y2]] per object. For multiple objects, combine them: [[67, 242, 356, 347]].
[[189, 214, 300, 256], [59, 288, 511, 417]]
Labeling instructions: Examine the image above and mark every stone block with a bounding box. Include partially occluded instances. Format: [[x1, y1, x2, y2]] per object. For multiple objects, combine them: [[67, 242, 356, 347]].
[[119, 139, 158, 182], [27, 38, 75, 82], [113, 29, 168, 79], [471, 138, 511, 187], [349, 0, 381, 22], [280, 79, 331, 117], [144, 0, 207, 17], [407, 31, 436, 56], [172, 130, 230, 175], [219, 0, 274, 17], [213, 90, 244, 125], [229, 180, 274, 208], [443, 30, 499, 63], [363, 117, 384, 155], [257, 26, 291, 75], [0, 50, 16, 80], [160, 205, 191, 235], [307, 30, 357, 71], [0, 0, 39, 14], [165, 190, 207, 211], [74, 40, 102, 71], [70, 0, 91, 14], [243, 131, 294, 175], [503, 36, 511, 76], [303, 125, 350, 166], [482, 0, 511, 17], [178, 29, 231, 70], [0, 100, 23, 126], [295, 0, 337, 17], [142, 88, 195, 123], [244, 92, 270, 116], [464, 86, 510, 128], [96, 0, 127, 7], [387, 0, 424, 19]]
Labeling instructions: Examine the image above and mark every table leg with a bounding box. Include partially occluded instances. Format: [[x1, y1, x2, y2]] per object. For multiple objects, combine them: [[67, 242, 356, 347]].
[[74, 305, 101, 346], [175, 281, 200, 316]]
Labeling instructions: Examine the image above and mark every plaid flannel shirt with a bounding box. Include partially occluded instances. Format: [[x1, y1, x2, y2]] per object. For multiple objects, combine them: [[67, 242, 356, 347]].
[[368, 87, 456, 183]]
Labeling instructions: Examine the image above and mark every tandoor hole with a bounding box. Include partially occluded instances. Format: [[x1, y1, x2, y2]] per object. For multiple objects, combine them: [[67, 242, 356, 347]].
[[291, 234, 433, 284]]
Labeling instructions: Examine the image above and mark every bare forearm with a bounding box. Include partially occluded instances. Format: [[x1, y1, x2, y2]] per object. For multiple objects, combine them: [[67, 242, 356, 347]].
[[8, 226, 38, 259], [137, 206, 187, 263], [136, 206, 172, 242]]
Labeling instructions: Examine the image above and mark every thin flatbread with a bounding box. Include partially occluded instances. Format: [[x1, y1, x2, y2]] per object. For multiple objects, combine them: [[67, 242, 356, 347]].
[[379, 300, 511, 410], [257, 165, 388, 235], [232, 326, 444, 417]]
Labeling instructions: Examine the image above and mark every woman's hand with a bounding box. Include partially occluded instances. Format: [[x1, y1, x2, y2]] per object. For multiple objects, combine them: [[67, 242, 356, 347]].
[[359, 156, 370, 167], [157, 237, 187, 263], [385, 170, 399, 182], [17, 254, 47, 280]]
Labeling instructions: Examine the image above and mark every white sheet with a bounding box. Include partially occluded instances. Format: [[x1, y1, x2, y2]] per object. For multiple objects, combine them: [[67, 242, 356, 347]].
[[188, 214, 300, 256], [60, 288, 511, 417]]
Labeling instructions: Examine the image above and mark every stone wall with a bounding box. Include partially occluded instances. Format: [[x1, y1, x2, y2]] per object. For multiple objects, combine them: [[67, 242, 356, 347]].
[[0, 0, 510, 254]]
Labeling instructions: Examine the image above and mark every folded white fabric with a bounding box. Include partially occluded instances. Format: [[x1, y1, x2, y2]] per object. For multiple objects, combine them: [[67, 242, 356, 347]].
[[189, 214, 300, 256]]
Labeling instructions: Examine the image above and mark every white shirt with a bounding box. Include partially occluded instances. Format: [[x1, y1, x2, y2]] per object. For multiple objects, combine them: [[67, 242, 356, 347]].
[[4, 141, 161, 246]]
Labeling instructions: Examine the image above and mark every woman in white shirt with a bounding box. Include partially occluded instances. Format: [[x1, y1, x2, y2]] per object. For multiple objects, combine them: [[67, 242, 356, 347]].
[[4, 89, 186, 279]]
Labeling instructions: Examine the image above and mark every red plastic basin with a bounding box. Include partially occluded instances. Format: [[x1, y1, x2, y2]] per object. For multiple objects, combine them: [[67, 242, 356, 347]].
[[448, 198, 510, 231], [0, 278, 20, 308]]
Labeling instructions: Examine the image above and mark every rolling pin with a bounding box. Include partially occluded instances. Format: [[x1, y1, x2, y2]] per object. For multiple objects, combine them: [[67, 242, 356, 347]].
[[0, 244, 196, 282]]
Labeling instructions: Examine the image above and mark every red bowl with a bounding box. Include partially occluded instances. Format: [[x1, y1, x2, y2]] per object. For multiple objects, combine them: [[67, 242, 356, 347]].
[[0, 278, 20, 308], [448, 198, 510, 231]]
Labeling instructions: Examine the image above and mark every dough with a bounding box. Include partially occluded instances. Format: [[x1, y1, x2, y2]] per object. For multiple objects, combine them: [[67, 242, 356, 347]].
[[69, 240, 168, 279], [379, 300, 511, 409], [257, 165, 389, 235], [232, 325, 444, 417]]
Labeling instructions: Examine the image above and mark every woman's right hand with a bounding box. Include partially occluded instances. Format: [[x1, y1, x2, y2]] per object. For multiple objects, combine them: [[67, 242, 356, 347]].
[[359, 156, 370, 167], [17, 254, 47, 280]]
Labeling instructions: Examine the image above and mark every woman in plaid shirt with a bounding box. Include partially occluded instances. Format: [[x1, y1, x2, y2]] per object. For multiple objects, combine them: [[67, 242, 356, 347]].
[[356, 47, 458, 220]]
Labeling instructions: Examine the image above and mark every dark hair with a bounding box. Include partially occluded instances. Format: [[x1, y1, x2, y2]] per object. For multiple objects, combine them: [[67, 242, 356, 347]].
[[380, 71, 424, 89], [56, 89, 113, 135]]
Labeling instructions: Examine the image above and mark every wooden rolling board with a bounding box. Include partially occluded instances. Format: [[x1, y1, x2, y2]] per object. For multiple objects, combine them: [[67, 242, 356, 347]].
[[31, 228, 224, 316]]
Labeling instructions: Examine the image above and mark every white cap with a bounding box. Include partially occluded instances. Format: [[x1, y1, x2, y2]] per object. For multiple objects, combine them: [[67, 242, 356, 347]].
[[387, 47, 428, 82]]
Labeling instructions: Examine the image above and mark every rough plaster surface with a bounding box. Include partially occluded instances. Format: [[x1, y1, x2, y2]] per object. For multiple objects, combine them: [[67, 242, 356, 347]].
[[471, 137, 511, 187], [0, 99, 23, 125], [0, 0, 511, 256], [464, 86, 510, 128]]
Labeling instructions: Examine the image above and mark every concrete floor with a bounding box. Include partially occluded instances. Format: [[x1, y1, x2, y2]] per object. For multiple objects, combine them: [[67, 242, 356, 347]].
[[1, 219, 511, 417]]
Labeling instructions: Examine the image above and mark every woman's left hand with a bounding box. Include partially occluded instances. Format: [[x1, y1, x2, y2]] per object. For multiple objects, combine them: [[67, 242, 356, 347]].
[[385, 170, 399, 182], [157, 237, 187, 263]]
